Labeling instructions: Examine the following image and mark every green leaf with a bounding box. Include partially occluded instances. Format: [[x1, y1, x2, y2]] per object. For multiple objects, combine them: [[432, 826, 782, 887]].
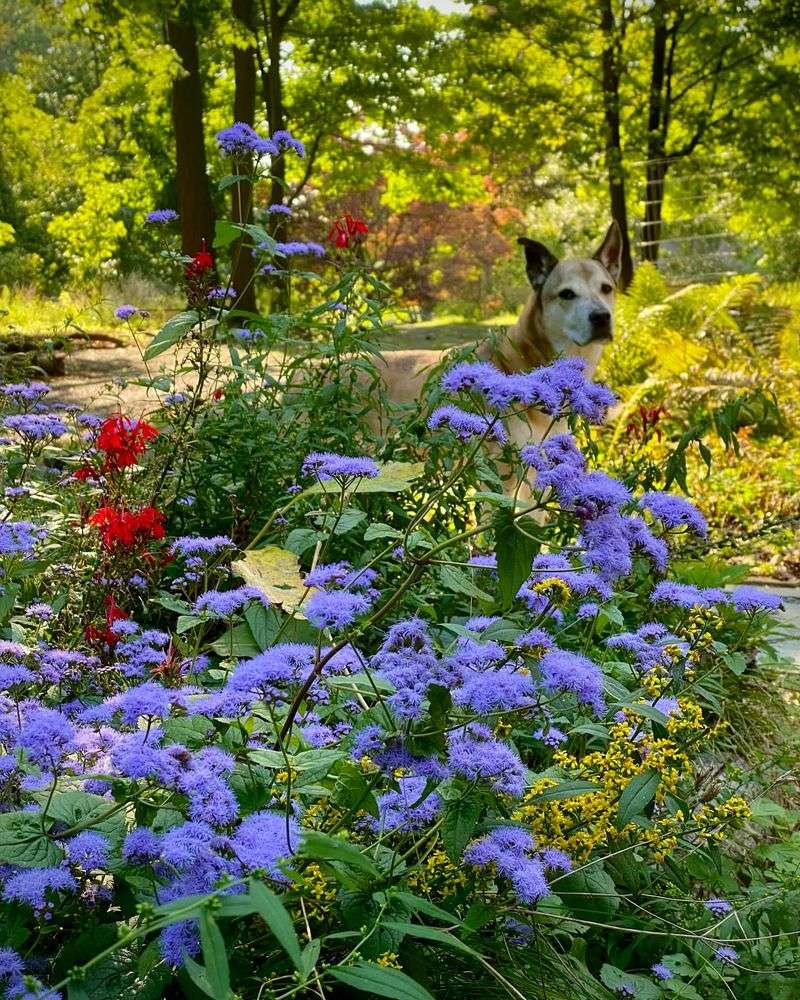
[[213, 220, 241, 249], [0, 811, 64, 868], [183, 953, 214, 998], [722, 650, 748, 675], [441, 791, 482, 861], [300, 939, 321, 980], [284, 528, 319, 556], [617, 771, 660, 828], [143, 310, 199, 361], [600, 965, 659, 1000], [244, 602, 281, 651], [392, 891, 459, 924], [494, 508, 538, 608], [439, 564, 492, 602], [302, 461, 424, 496], [530, 779, 600, 801], [249, 880, 304, 973], [299, 830, 380, 878], [331, 764, 379, 818], [210, 621, 260, 659], [556, 865, 620, 922], [382, 922, 478, 958], [329, 962, 435, 1000], [217, 174, 249, 192], [363, 522, 402, 541], [199, 910, 230, 999]]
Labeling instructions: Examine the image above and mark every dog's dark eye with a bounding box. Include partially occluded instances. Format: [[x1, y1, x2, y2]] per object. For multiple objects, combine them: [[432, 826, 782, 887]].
[[601, 283, 613, 294], [558, 288, 576, 300]]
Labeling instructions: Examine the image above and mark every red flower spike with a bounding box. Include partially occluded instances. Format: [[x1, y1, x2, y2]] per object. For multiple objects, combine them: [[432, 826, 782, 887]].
[[97, 414, 158, 471], [88, 505, 165, 550], [327, 214, 368, 249]]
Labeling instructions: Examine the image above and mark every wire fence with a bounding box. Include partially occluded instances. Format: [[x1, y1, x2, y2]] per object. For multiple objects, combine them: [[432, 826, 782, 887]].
[[628, 156, 754, 284]]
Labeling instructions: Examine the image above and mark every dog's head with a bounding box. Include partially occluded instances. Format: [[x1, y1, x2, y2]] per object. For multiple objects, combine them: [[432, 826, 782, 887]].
[[517, 222, 623, 352]]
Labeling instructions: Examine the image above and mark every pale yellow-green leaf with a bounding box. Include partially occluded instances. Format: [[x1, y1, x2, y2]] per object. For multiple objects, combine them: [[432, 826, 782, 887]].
[[231, 546, 311, 611], [302, 460, 424, 497]]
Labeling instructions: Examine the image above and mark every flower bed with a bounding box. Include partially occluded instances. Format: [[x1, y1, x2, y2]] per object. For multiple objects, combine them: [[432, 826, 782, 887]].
[[0, 127, 797, 1000]]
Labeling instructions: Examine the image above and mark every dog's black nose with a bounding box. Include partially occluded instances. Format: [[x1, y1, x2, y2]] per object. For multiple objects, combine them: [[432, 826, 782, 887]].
[[589, 310, 612, 341]]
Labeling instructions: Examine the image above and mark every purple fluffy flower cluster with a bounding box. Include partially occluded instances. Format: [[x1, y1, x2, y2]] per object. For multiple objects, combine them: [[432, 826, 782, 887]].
[[145, 208, 178, 224], [606, 623, 685, 673], [304, 561, 379, 631], [428, 405, 507, 443], [216, 121, 278, 157], [194, 585, 269, 618], [441, 358, 616, 422], [464, 826, 566, 903], [538, 648, 605, 716], [3, 413, 67, 440], [0, 520, 47, 556], [448, 723, 525, 797], [301, 451, 379, 481]]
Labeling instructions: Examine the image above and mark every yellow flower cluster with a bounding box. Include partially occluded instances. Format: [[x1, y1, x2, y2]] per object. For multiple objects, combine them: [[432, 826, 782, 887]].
[[531, 577, 572, 606], [407, 848, 468, 897], [377, 952, 402, 969], [513, 699, 749, 862], [297, 862, 337, 910]]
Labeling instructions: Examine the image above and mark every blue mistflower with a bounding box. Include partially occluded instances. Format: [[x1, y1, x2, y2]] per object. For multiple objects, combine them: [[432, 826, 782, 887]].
[[448, 723, 525, 797], [651, 962, 673, 981], [705, 897, 733, 916], [216, 121, 278, 157], [639, 490, 708, 536], [2, 867, 77, 914], [3, 414, 67, 440], [66, 831, 110, 871], [464, 826, 550, 903], [538, 648, 605, 717], [301, 451, 379, 481], [145, 208, 178, 224], [729, 585, 783, 612], [714, 946, 738, 965], [230, 809, 299, 879], [428, 404, 507, 443], [305, 589, 370, 630]]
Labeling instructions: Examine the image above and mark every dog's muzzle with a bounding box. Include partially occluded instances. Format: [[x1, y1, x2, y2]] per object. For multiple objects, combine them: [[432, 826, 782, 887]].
[[589, 310, 612, 342]]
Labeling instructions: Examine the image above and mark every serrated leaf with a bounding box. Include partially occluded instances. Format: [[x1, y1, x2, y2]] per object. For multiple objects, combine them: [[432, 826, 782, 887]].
[[0, 812, 63, 867], [231, 546, 310, 611], [284, 528, 319, 556], [439, 564, 492, 602], [329, 962, 434, 1000], [556, 865, 619, 922], [210, 621, 260, 659], [143, 310, 199, 361], [617, 771, 660, 828], [494, 508, 538, 608], [441, 792, 482, 861], [249, 880, 303, 972]]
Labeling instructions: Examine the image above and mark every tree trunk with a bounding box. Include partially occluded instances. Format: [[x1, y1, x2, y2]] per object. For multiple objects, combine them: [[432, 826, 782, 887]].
[[265, 0, 290, 311], [641, 1, 669, 263], [165, 14, 216, 258], [231, 0, 257, 312], [599, 0, 634, 289]]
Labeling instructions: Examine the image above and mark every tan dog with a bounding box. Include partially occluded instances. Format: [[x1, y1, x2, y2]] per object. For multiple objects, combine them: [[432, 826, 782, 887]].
[[372, 221, 623, 457]]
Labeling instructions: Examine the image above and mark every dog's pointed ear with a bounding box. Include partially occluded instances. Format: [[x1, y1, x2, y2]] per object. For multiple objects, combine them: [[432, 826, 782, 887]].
[[517, 237, 558, 289], [593, 221, 623, 283]]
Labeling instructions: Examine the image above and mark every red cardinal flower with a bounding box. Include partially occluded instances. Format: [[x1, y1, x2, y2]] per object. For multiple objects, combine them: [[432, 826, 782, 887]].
[[185, 237, 214, 280], [96, 414, 158, 471], [89, 505, 165, 550], [85, 594, 129, 648], [327, 214, 368, 249]]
